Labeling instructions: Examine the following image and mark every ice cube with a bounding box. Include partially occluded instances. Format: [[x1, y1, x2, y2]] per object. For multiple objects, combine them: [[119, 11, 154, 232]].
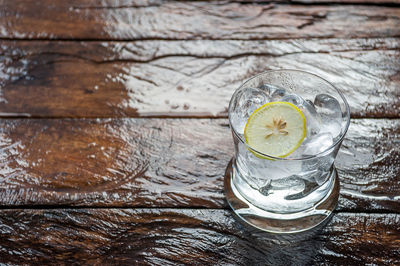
[[286, 143, 306, 159], [258, 84, 274, 95], [321, 120, 341, 141], [314, 94, 341, 115], [231, 87, 270, 134], [314, 94, 343, 139], [299, 98, 322, 137], [267, 160, 303, 180], [297, 168, 319, 183], [316, 157, 335, 185], [281, 94, 303, 106], [281, 93, 322, 138], [303, 132, 333, 156], [270, 86, 288, 101], [230, 112, 246, 136], [299, 156, 333, 185], [238, 87, 269, 115], [269, 176, 305, 193]]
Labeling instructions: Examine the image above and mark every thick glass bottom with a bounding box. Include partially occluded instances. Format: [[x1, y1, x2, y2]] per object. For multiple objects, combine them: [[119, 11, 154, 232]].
[[224, 159, 339, 233]]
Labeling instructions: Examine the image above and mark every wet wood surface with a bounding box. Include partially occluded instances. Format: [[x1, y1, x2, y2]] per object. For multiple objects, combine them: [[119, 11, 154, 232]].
[[0, 118, 398, 213], [0, 209, 399, 265], [0, 39, 399, 118], [1, 1, 400, 40], [1, 0, 399, 265]]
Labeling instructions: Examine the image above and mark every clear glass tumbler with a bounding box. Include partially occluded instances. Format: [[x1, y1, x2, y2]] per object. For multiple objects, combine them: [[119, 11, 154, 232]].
[[225, 70, 350, 233]]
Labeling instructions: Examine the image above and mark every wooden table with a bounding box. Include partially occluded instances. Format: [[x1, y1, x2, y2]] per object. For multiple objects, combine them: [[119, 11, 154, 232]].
[[0, 0, 399, 264]]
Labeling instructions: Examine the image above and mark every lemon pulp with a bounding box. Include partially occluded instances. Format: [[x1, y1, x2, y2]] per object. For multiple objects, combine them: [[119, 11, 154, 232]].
[[244, 101, 306, 158]]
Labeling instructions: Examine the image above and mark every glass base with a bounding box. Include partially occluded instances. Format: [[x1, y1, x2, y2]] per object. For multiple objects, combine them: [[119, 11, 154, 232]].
[[224, 159, 339, 234]]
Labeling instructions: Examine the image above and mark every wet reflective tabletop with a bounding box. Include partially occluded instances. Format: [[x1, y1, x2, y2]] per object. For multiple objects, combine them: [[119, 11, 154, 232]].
[[0, 0, 399, 264]]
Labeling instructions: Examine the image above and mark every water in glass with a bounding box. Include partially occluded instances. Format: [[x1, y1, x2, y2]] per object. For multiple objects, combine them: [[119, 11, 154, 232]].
[[230, 84, 344, 213]]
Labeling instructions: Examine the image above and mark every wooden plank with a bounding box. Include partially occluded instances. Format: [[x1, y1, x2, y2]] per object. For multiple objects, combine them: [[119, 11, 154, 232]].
[[0, 118, 398, 212], [337, 119, 400, 212], [1, 1, 400, 40], [0, 209, 398, 264], [1, 39, 399, 118]]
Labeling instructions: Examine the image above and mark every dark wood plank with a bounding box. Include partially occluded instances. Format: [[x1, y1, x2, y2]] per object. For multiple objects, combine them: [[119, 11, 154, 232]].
[[1, 39, 399, 118], [0, 209, 398, 265], [1, 1, 400, 40], [0, 118, 398, 212]]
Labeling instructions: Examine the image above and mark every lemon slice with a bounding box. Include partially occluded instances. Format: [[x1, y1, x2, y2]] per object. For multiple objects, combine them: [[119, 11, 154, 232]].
[[244, 101, 306, 158]]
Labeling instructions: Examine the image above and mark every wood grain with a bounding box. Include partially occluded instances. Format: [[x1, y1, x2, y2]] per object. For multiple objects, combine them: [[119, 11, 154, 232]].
[[0, 118, 398, 212], [0, 208, 398, 265], [1, 39, 399, 118], [1, 1, 398, 264], [1, 1, 400, 40]]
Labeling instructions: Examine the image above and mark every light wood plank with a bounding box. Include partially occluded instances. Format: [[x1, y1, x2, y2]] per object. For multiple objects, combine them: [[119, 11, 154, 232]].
[[0, 118, 398, 212]]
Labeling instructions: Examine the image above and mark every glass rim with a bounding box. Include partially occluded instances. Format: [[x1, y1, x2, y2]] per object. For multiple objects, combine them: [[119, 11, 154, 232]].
[[228, 69, 351, 161]]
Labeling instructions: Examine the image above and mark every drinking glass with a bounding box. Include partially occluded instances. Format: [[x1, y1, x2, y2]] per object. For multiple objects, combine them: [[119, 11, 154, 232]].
[[225, 69, 350, 233]]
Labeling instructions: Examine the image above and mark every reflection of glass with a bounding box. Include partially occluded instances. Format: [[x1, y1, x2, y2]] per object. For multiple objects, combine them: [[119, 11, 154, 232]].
[[225, 70, 350, 233]]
